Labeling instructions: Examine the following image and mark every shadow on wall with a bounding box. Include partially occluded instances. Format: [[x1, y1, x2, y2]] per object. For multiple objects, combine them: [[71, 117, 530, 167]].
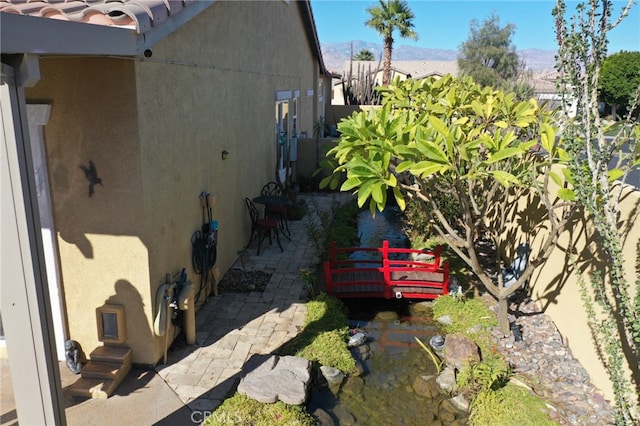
[[103, 280, 155, 369], [513, 183, 640, 399]]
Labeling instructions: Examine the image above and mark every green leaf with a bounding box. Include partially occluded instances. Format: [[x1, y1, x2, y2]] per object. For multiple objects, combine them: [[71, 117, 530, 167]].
[[486, 147, 523, 164], [549, 171, 563, 187], [412, 161, 448, 177], [319, 175, 333, 189], [490, 170, 520, 187], [340, 177, 362, 192], [539, 123, 556, 153], [562, 167, 574, 185], [417, 140, 450, 164], [557, 188, 576, 201], [428, 116, 450, 138], [395, 160, 416, 173], [392, 187, 406, 211], [357, 179, 375, 207], [371, 182, 384, 204], [607, 168, 624, 182]]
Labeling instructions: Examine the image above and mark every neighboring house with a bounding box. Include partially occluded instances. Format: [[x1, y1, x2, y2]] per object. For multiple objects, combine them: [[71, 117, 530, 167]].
[[332, 60, 459, 105], [529, 70, 567, 111], [1, 0, 330, 421]]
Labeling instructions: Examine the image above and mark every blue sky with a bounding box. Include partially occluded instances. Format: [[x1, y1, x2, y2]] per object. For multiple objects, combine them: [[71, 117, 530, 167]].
[[310, 0, 639, 52]]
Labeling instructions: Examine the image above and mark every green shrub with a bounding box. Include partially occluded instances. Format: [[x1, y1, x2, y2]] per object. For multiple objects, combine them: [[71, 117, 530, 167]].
[[403, 192, 463, 246], [203, 393, 316, 426], [287, 198, 307, 221], [469, 384, 557, 426], [456, 356, 512, 394]]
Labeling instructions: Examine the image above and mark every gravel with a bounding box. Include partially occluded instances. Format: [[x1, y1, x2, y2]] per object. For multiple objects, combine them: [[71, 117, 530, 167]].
[[217, 268, 272, 293]]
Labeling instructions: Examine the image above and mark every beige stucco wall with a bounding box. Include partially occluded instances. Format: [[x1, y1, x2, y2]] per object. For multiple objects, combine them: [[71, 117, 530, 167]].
[[135, 1, 323, 364], [504, 175, 639, 404], [24, 57, 152, 362], [25, 1, 325, 366]]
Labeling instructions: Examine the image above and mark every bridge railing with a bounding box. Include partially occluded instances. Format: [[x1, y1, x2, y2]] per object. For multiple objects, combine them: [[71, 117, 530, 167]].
[[323, 240, 449, 300]]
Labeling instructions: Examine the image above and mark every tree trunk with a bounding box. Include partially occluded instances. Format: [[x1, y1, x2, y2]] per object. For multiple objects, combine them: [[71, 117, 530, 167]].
[[497, 296, 510, 336], [382, 36, 393, 86]]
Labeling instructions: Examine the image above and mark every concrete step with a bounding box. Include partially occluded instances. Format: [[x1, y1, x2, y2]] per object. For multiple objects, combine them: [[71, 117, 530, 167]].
[[81, 360, 127, 380], [67, 377, 118, 400], [89, 346, 131, 365], [68, 345, 132, 399]]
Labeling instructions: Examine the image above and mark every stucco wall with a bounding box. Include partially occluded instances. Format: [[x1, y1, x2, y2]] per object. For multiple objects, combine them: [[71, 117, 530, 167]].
[[24, 2, 325, 366], [505, 175, 639, 404], [24, 57, 151, 362], [134, 1, 323, 364]]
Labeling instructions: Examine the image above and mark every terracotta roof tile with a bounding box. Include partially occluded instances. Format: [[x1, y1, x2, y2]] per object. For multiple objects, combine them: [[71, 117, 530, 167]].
[[0, 0, 194, 33]]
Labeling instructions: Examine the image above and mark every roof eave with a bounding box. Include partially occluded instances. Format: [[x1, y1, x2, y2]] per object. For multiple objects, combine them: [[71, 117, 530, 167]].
[[1, 13, 141, 55], [297, 1, 329, 77], [1, 2, 214, 56]]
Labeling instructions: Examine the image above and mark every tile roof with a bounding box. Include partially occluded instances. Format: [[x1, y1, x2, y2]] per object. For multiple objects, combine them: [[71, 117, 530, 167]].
[[0, 0, 192, 34], [338, 60, 459, 79], [1, 0, 330, 75], [530, 70, 560, 93]]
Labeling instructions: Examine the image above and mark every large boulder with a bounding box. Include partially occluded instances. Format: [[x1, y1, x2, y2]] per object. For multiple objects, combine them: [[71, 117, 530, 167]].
[[443, 333, 480, 370], [237, 355, 311, 405]]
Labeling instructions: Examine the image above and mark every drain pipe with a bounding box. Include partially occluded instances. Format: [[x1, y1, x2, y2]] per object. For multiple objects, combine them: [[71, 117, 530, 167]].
[[178, 281, 196, 345], [153, 277, 174, 337]]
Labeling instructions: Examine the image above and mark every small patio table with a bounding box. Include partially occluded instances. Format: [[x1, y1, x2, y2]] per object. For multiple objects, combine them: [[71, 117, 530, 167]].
[[252, 195, 292, 239]]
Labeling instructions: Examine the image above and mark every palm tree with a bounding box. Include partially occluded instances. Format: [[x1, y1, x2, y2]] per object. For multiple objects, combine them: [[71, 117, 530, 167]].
[[365, 0, 418, 86], [354, 49, 375, 61]]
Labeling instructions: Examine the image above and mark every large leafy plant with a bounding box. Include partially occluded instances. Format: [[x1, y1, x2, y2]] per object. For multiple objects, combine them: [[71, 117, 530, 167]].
[[321, 75, 576, 333]]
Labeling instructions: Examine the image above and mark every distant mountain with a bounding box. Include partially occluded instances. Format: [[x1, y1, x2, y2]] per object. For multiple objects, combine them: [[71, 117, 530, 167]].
[[321, 41, 557, 73]]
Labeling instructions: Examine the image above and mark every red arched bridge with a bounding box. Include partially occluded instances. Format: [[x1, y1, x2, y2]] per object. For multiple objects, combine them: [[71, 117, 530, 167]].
[[323, 241, 450, 300]]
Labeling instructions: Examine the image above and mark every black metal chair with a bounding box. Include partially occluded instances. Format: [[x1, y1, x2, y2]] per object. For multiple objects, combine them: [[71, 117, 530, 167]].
[[245, 198, 282, 255], [260, 181, 290, 238]]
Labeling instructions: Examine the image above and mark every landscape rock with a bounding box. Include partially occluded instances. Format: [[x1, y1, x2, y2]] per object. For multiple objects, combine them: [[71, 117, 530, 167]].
[[490, 298, 616, 425], [449, 394, 470, 412], [347, 332, 367, 348], [443, 333, 480, 370], [340, 376, 364, 398], [332, 405, 356, 425], [435, 314, 453, 326], [409, 301, 433, 314], [319, 365, 344, 393], [375, 311, 399, 321], [237, 355, 311, 405], [412, 374, 439, 398], [436, 366, 457, 393], [311, 408, 336, 426]]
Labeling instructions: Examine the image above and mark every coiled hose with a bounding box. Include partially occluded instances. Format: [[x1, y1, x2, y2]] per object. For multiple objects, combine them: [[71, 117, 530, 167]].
[[191, 230, 217, 303]]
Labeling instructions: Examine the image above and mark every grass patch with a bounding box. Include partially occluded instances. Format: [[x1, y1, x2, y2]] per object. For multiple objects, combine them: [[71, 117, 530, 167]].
[[432, 295, 497, 335], [279, 293, 356, 374], [469, 384, 557, 426], [202, 393, 316, 426]]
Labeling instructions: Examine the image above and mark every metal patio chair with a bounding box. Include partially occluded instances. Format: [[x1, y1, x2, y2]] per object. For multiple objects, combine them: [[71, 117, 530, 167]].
[[245, 198, 283, 255], [260, 181, 290, 238]]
